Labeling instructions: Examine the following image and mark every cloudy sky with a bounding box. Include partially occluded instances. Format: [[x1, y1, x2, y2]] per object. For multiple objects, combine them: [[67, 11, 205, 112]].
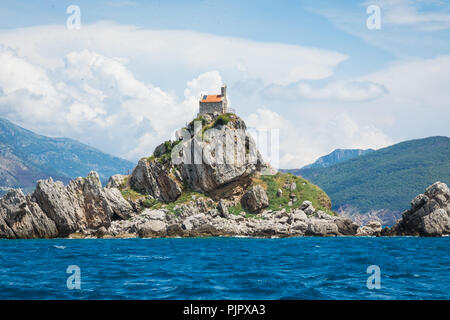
[[0, 0, 449, 168]]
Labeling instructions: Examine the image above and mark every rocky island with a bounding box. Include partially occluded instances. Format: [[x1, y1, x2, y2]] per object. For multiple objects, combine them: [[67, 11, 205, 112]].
[[0, 111, 449, 239]]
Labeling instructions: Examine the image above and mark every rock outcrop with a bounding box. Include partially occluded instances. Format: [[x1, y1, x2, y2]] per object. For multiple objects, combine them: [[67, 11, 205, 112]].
[[0, 189, 58, 239], [383, 182, 450, 236], [0, 171, 133, 238], [129, 159, 182, 202], [241, 185, 269, 213], [107, 198, 359, 238], [356, 220, 382, 236], [128, 113, 264, 202]]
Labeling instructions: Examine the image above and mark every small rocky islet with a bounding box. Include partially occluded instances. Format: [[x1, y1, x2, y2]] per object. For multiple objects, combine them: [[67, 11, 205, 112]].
[[0, 113, 449, 239]]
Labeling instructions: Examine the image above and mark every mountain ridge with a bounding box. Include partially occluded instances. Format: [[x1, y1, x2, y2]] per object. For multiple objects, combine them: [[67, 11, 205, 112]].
[[0, 117, 134, 195], [287, 136, 450, 223]]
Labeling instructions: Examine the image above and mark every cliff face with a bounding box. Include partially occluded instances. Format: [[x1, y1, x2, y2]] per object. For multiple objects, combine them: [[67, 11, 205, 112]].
[[0, 172, 133, 238], [129, 113, 263, 202]]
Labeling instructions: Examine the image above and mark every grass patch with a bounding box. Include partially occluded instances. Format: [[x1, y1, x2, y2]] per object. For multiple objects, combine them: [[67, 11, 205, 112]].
[[145, 188, 207, 215], [259, 172, 334, 215], [121, 188, 145, 202]]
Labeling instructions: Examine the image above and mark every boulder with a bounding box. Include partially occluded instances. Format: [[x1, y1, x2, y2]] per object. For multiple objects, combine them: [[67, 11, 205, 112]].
[[217, 199, 229, 218], [0, 189, 58, 239], [306, 219, 339, 236], [106, 174, 128, 189], [333, 216, 359, 235], [357, 220, 382, 236], [138, 220, 167, 237], [387, 182, 450, 236], [301, 201, 315, 215], [277, 188, 283, 197], [129, 158, 183, 202], [241, 185, 269, 213]]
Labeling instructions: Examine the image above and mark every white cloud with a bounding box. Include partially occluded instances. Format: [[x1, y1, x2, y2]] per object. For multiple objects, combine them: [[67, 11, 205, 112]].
[[262, 80, 387, 102], [245, 108, 392, 169], [376, 0, 450, 31], [0, 22, 347, 86], [0, 47, 211, 160], [0, 22, 448, 171]]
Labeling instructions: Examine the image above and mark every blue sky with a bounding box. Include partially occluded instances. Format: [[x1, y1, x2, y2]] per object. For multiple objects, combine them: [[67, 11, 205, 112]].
[[0, 0, 449, 168]]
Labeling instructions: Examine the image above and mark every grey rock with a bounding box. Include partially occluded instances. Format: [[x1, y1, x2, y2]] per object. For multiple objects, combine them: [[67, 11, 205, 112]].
[[153, 142, 168, 157], [106, 174, 128, 189], [241, 185, 269, 213], [306, 219, 339, 236], [0, 189, 58, 239], [301, 201, 315, 215], [138, 219, 167, 237], [357, 220, 382, 236], [387, 181, 450, 236], [217, 199, 229, 218], [129, 158, 183, 202]]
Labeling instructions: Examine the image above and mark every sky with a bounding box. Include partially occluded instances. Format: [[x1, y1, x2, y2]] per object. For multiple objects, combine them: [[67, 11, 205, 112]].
[[0, 0, 449, 168]]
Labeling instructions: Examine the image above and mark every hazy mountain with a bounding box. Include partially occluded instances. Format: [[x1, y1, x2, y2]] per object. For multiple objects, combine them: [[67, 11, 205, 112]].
[[0, 118, 134, 195], [286, 148, 374, 173], [283, 136, 450, 225]]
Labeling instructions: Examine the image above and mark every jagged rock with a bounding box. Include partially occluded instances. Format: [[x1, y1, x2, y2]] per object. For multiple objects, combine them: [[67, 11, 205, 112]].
[[0, 189, 58, 239], [106, 174, 128, 189], [103, 187, 134, 220], [291, 209, 307, 222], [141, 209, 167, 221], [138, 219, 167, 237], [129, 158, 183, 202], [357, 220, 382, 236], [301, 201, 315, 215], [241, 185, 269, 213], [0, 171, 136, 238], [314, 210, 333, 220], [333, 216, 359, 235], [217, 199, 229, 218], [386, 182, 450, 236], [306, 219, 339, 236], [153, 142, 168, 157], [176, 114, 263, 199], [33, 173, 112, 236]]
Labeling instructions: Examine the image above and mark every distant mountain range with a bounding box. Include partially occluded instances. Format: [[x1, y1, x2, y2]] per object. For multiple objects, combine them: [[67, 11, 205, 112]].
[[282, 136, 450, 225], [293, 148, 374, 170], [0, 118, 134, 195]]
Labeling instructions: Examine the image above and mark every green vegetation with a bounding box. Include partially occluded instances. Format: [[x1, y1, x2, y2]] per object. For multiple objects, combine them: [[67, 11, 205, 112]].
[[147, 139, 182, 164], [214, 113, 234, 127], [228, 172, 334, 216], [147, 188, 207, 215], [120, 187, 145, 202], [296, 136, 450, 212]]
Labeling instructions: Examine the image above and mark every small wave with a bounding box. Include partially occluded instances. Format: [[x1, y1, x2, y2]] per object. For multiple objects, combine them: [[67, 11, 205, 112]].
[[53, 245, 66, 249]]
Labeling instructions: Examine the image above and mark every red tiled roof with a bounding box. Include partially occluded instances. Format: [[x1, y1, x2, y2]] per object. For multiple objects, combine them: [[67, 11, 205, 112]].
[[200, 94, 223, 103]]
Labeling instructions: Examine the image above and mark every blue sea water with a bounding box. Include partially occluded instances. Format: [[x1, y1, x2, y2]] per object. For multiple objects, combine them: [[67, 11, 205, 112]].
[[0, 237, 448, 300]]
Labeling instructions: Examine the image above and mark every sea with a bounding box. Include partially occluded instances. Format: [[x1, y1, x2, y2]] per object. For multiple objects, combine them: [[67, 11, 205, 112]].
[[0, 237, 448, 300]]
